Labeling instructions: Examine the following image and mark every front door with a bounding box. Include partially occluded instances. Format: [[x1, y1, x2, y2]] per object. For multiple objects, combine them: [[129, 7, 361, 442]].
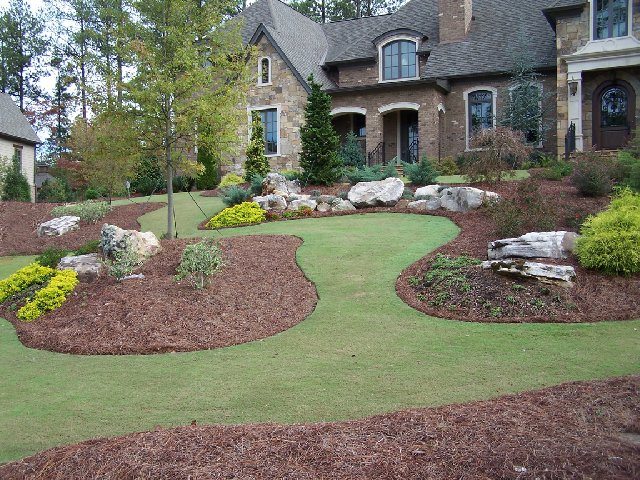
[[400, 111, 419, 163], [593, 80, 636, 150]]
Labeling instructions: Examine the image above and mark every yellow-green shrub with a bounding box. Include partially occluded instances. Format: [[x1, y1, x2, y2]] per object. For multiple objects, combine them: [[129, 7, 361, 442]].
[[206, 202, 265, 229], [0, 263, 54, 303], [218, 173, 245, 188], [17, 270, 79, 321], [575, 189, 640, 275]]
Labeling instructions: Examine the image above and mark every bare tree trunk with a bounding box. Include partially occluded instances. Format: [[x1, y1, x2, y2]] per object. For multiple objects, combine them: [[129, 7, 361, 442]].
[[355, 0, 361, 18], [165, 97, 174, 239], [321, 0, 326, 23], [116, 0, 123, 107]]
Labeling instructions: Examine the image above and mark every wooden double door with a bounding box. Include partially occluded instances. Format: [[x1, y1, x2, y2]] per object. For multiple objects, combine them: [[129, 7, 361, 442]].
[[593, 80, 636, 150]]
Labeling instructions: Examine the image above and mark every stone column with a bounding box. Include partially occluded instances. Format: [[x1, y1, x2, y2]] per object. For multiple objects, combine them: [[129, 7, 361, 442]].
[[567, 70, 584, 151], [366, 109, 383, 157]]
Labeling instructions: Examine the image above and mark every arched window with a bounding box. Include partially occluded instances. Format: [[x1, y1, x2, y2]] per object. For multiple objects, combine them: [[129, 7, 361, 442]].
[[594, 0, 629, 40], [381, 40, 417, 81], [600, 86, 628, 127], [258, 57, 271, 85], [468, 90, 494, 133]]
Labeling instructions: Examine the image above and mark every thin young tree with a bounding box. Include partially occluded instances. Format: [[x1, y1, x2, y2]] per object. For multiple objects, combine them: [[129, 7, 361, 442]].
[[123, 0, 252, 238]]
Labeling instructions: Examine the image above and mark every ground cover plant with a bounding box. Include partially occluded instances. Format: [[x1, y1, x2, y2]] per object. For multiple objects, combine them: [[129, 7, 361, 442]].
[[0, 210, 638, 464], [51, 200, 112, 223], [1, 376, 637, 479]]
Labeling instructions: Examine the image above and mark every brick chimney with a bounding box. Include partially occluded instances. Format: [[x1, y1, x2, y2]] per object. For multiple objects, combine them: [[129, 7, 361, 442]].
[[438, 0, 473, 43]]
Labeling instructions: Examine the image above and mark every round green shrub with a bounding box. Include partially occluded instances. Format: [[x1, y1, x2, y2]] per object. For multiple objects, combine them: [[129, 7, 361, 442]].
[[218, 173, 245, 188], [206, 202, 266, 229], [575, 189, 640, 275], [221, 185, 251, 207], [404, 156, 439, 186]]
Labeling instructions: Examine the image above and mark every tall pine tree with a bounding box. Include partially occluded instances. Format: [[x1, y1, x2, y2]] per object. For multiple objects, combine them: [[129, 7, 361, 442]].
[[300, 75, 341, 185], [244, 111, 270, 181]]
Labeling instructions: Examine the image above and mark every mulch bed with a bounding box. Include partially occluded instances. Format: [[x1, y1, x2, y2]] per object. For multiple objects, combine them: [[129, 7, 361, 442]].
[[1, 375, 638, 479], [2, 235, 317, 355], [0, 201, 164, 256]]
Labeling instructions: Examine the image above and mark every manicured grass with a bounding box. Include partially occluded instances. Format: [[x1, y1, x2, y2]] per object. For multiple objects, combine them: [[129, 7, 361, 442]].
[[436, 169, 530, 184], [0, 211, 638, 464], [0, 255, 37, 280], [112, 191, 225, 238]]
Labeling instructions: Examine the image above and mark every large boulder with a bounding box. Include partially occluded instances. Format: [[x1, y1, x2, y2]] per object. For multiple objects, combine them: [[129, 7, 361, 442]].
[[331, 199, 356, 212], [262, 173, 301, 198], [347, 177, 405, 207], [37, 216, 80, 237], [414, 185, 442, 198], [253, 194, 287, 211], [488, 231, 579, 260], [316, 202, 332, 212], [58, 253, 103, 282], [438, 187, 500, 212], [288, 198, 317, 211], [482, 259, 576, 286], [407, 198, 441, 211], [100, 224, 161, 263]]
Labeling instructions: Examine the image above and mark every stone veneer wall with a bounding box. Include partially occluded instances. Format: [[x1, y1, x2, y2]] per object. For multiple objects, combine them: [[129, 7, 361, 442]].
[[555, 3, 640, 155], [229, 35, 308, 173]]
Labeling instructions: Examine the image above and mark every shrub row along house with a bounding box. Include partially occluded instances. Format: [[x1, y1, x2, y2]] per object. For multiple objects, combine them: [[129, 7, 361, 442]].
[[0, 93, 40, 200], [229, 0, 640, 172]]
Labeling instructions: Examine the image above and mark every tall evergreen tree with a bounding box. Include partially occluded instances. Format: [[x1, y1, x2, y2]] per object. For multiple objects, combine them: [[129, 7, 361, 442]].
[[300, 75, 342, 185], [244, 112, 270, 181], [122, 0, 252, 238], [43, 54, 76, 164], [0, 0, 49, 112]]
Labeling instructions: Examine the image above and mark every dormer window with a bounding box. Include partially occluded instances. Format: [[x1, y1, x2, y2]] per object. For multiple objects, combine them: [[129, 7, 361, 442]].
[[594, 0, 629, 40], [381, 40, 417, 81], [258, 57, 271, 85]]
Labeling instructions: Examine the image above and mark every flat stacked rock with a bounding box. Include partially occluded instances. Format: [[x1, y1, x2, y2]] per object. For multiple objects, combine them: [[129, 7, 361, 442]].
[[58, 254, 103, 282], [37, 216, 80, 237]]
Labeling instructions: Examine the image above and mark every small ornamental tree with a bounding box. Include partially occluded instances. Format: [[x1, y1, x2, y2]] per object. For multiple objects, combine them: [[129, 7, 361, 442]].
[[340, 132, 365, 168], [244, 112, 270, 181], [300, 75, 342, 185]]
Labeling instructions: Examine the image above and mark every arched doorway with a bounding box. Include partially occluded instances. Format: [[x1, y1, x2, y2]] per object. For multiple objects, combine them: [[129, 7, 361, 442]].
[[330, 108, 366, 160], [593, 80, 636, 150], [379, 102, 420, 164]]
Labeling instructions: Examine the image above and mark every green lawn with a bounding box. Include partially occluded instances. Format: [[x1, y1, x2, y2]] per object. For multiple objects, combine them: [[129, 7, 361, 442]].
[[0, 202, 638, 464], [0, 255, 36, 280]]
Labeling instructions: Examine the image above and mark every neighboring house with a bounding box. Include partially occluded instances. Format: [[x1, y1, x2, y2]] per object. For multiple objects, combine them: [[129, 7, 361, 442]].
[[230, 0, 640, 173], [0, 93, 40, 200]]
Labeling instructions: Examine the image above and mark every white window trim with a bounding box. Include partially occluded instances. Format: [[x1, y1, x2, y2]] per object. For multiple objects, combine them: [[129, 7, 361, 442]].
[[508, 83, 544, 148], [248, 105, 281, 157], [377, 35, 420, 84], [463, 86, 498, 151], [257, 56, 272, 86]]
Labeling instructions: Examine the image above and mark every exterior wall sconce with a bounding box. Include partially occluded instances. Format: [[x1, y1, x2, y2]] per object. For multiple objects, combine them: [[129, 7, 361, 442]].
[[569, 81, 578, 97]]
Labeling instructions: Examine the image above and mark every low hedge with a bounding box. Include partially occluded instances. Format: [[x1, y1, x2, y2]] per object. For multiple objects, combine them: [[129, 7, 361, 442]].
[[17, 269, 79, 321], [0, 263, 55, 303]]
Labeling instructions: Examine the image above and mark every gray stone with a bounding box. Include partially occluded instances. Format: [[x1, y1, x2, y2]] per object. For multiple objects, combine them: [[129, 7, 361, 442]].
[[262, 173, 301, 198], [58, 253, 103, 282], [439, 187, 500, 212], [288, 198, 317, 211], [331, 199, 356, 211], [482, 259, 576, 285], [347, 177, 405, 207], [316, 202, 331, 212], [488, 231, 579, 260], [37, 216, 80, 237], [414, 185, 442, 198], [318, 195, 336, 204], [407, 198, 442, 211], [100, 224, 161, 263], [121, 273, 145, 281], [253, 194, 287, 211]]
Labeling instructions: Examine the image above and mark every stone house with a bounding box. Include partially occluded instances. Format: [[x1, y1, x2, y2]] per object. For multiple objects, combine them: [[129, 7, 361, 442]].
[[0, 93, 40, 200], [230, 0, 640, 172]]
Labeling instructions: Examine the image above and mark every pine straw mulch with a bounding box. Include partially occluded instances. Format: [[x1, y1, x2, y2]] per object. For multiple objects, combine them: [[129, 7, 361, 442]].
[[1, 375, 638, 479], [1, 235, 317, 355], [0, 201, 164, 256]]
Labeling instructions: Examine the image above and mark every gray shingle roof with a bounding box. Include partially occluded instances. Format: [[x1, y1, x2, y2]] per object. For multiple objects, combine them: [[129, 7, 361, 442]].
[[239, 0, 334, 90], [545, 0, 587, 10], [0, 93, 40, 144], [424, 0, 558, 79], [239, 0, 559, 88]]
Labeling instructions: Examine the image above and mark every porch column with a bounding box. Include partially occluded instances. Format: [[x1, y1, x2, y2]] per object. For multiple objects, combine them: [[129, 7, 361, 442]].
[[365, 109, 383, 157], [567, 70, 584, 151]]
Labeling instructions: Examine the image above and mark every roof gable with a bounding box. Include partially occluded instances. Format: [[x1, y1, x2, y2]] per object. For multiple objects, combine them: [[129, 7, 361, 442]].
[[0, 93, 40, 144]]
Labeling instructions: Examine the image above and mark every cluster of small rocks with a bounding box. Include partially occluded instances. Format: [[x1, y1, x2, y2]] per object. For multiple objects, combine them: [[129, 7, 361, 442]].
[[408, 185, 501, 213]]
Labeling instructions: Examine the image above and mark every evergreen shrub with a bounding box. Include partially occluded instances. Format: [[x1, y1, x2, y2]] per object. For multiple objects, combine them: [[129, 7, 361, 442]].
[[206, 202, 265, 229]]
